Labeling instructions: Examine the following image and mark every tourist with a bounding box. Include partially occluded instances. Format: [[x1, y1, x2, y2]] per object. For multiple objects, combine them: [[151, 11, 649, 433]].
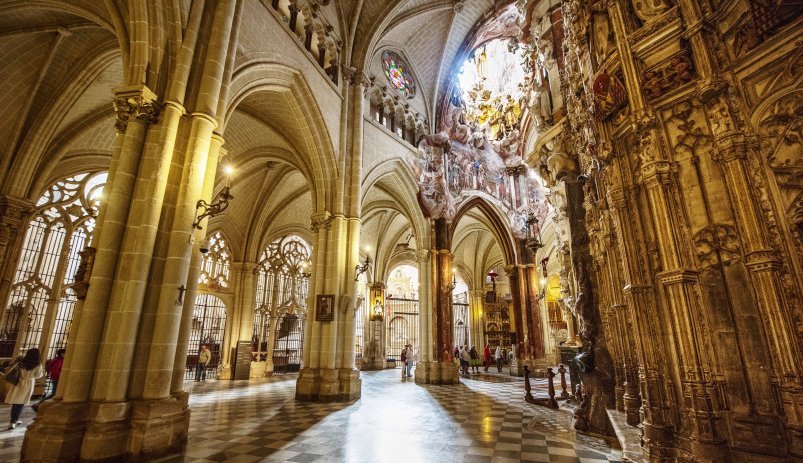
[[483, 343, 492, 372], [405, 344, 414, 378], [459, 345, 471, 374], [5, 348, 43, 430], [469, 345, 480, 374], [495, 345, 503, 372], [195, 345, 211, 382], [33, 348, 64, 411], [400, 345, 408, 378]]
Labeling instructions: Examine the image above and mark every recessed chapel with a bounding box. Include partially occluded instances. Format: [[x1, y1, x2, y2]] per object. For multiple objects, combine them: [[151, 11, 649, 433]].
[[0, 0, 800, 462]]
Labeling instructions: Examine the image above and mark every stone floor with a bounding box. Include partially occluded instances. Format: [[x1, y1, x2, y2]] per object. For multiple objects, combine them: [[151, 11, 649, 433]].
[[0, 368, 622, 462]]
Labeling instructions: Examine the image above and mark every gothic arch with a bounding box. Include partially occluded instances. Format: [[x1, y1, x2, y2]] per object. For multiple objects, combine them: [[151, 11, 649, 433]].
[[451, 196, 518, 267], [225, 60, 338, 214]]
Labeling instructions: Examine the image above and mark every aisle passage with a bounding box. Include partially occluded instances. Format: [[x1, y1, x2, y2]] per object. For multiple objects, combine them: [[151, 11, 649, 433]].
[[1, 370, 621, 463]]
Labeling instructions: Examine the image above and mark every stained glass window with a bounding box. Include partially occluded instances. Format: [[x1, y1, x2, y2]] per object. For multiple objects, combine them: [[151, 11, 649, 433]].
[[382, 51, 416, 99]]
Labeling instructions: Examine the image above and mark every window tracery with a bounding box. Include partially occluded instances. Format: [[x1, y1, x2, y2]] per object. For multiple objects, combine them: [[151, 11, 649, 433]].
[[199, 231, 231, 290], [382, 51, 416, 99], [1, 171, 106, 359], [252, 235, 311, 364]]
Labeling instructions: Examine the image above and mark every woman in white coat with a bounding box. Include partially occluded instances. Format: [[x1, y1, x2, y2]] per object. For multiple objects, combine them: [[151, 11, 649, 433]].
[[5, 348, 43, 429]]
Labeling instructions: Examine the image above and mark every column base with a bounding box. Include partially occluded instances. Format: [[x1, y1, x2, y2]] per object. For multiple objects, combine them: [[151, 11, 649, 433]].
[[218, 364, 232, 380], [295, 367, 361, 402], [80, 401, 132, 461], [21, 401, 90, 462], [414, 361, 460, 384], [127, 394, 190, 461], [360, 356, 386, 370]]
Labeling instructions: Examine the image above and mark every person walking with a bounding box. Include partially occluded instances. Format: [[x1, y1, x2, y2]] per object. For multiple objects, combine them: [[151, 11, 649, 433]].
[[483, 343, 492, 372], [5, 348, 43, 430], [195, 345, 211, 382], [33, 348, 64, 411], [495, 345, 504, 372], [400, 345, 408, 378]]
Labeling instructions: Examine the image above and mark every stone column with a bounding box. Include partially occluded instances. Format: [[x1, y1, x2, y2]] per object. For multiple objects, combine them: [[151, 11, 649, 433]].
[[22, 85, 158, 462], [171, 134, 226, 389], [295, 212, 362, 402], [233, 262, 257, 378], [524, 264, 546, 363], [641, 148, 729, 459], [415, 250, 433, 363], [610, 185, 676, 454], [706, 91, 801, 455], [362, 282, 386, 370], [433, 219, 458, 384]]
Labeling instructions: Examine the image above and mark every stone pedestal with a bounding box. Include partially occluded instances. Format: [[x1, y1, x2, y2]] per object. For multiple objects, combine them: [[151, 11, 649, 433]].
[[127, 394, 190, 461], [361, 320, 385, 370], [296, 367, 359, 402], [21, 402, 89, 462], [414, 361, 460, 384], [338, 368, 361, 401], [81, 401, 132, 460], [218, 364, 232, 380]]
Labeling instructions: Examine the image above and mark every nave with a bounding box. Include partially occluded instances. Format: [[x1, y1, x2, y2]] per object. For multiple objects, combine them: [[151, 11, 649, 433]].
[[1, 370, 621, 463]]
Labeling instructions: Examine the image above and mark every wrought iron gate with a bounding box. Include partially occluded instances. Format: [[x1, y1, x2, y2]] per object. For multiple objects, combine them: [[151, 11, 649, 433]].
[[453, 292, 470, 349], [385, 297, 418, 361], [185, 294, 227, 380], [271, 313, 304, 374]]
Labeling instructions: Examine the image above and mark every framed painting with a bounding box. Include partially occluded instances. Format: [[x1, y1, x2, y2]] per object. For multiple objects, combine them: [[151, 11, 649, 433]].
[[316, 294, 335, 322]]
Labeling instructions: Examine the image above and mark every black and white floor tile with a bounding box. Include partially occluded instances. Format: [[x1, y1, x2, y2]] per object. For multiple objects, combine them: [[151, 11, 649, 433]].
[[0, 368, 622, 462]]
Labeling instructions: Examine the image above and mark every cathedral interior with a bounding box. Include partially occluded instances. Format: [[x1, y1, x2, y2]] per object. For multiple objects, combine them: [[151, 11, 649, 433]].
[[0, 0, 800, 462]]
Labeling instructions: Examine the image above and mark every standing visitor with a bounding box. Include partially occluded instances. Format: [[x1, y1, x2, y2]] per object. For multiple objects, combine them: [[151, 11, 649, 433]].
[[469, 345, 480, 374], [495, 345, 504, 372], [5, 348, 43, 430], [483, 343, 492, 372], [400, 345, 408, 378], [405, 344, 414, 378], [195, 345, 212, 382], [459, 345, 471, 374]]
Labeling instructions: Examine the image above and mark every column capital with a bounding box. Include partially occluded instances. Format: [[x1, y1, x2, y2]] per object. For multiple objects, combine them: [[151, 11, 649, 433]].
[[0, 196, 35, 224], [415, 249, 430, 263], [112, 84, 161, 133], [310, 210, 333, 233]]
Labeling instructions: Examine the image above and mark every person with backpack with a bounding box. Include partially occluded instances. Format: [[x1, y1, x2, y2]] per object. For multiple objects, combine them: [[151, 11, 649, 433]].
[[5, 348, 43, 430], [468, 345, 480, 374]]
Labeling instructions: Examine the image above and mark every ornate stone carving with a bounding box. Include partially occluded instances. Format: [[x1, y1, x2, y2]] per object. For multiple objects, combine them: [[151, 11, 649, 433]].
[[642, 51, 695, 101], [112, 86, 161, 133], [631, 0, 672, 23], [310, 211, 333, 232], [693, 224, 741, 268], [71, 247, 97, 300]]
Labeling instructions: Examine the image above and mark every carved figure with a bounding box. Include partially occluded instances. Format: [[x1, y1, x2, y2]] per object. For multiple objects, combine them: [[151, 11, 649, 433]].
[[632, 0, 671, 22]]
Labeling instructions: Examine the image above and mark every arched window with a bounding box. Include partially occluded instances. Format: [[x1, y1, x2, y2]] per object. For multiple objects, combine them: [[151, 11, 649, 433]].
[[198, 231, 231, 290], [0, 171, 106, 359], [252, 235, 311, 372]]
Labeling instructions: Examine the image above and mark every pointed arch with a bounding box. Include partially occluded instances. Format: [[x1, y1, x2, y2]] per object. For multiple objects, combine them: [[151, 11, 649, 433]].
[[225, 60, 339, 214], [451, 196, 518, 266]]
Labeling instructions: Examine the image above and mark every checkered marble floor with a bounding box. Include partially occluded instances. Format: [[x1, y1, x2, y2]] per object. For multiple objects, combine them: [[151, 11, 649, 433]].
[[0, 369, 622, 462]]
